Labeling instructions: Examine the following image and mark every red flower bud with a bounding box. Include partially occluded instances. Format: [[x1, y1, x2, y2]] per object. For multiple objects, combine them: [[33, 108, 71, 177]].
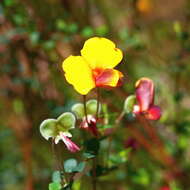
[[133, 77, 161, 120]]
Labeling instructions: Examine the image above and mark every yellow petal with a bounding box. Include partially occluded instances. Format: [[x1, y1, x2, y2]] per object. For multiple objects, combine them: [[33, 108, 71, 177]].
[[95, 68, 123, 87], [81, 37, 123, 69], [62, 56, 95, 95]]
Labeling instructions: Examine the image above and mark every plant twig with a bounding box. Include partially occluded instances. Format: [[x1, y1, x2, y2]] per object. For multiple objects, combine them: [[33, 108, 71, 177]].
[[106, 110, 125, 167], [92, 157, 97, 190], [51, 139, 68, 185], [83, 95, 89, 125], [96, 87, 100, 120]]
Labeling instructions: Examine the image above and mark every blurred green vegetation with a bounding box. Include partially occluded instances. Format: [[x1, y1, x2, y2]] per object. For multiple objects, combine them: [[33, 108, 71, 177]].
[[1, 0, 190, 189]]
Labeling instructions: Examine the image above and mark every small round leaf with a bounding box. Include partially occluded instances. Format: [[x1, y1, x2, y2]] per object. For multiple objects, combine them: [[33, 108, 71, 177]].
[[64, 158, 78, 173], [49, 182, 61, 190], [52, 171, 62, 183], [75, 162, 86, 172]]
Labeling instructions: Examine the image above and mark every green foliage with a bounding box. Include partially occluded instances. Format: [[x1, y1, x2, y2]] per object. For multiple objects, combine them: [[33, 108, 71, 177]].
[[84, 138, 100, 155], [13, 98, 24, 114], [1, 0, 190, 189], [95, 25, 109, 36], [109, 149, 130, 165], [52, 171, 62, 183], [49, 182, 62, 190], [64, 158, 85, 173], [81, 26, 94, 38]]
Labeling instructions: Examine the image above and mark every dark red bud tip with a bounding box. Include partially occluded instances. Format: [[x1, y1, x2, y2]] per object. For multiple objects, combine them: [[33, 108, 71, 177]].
[[160, 186, 170, 190]]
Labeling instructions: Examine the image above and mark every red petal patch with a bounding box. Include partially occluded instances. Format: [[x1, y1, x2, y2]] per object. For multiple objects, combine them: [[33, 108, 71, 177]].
[[145, 105, 161, 120], [94, 68, 120, 87]]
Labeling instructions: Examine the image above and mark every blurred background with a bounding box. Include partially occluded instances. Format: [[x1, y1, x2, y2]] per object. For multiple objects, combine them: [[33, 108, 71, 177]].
[[0, 0, 190, 189]]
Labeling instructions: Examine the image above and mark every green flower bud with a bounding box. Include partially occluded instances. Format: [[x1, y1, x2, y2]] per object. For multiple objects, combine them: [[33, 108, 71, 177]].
[[124, 95, 136, 114], [71, 103, 85, 119], [86, 99, 101, 115], [40, 119, 57, 140], [57, 112, 76, 131]]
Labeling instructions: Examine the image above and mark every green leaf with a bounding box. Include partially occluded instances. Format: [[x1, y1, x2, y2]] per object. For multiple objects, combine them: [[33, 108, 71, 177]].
[[67, 23, 78, 33], [133, 168, 150, 186], [56, 19, 67, 31], [30, 32, 40, 45], [43, 40, 55, 50], [86, 99, 101, 115], [109, 149, 130, 165], [83, 152, 95, 159], [74, 162, 86, 172], [71, 103, 85, 119], [40, 119, 57, 140], [64, 159, 78, 173], [4, 0, 16, 7], [52, 171, 62, 183], [49, 182, 62, 190], [57, 112, 76, 131], [13, 98, 24, 114], [123, 95, 136, 113]]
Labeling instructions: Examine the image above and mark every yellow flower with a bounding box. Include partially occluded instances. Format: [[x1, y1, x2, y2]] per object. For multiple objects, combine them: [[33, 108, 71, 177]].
[[62, 37, 123, 95]]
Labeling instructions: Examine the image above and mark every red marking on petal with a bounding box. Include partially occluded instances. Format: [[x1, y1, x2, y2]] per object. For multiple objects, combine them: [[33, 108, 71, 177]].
[[135, 77, 154, 112], [95, 69, 115, 87], [60, 133, 80, 153], [94, 68, 122, 88], [145, 105, 161, 120]]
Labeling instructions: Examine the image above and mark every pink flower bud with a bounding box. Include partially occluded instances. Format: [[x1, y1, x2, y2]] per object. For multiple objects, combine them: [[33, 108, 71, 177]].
[[58, 132, 80, 153], [135, 77, 154, 112], [133, 77, 161, 120]]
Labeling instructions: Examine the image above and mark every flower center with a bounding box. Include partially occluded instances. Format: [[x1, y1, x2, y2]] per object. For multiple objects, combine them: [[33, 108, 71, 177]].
[[92, 68, 104, 81]]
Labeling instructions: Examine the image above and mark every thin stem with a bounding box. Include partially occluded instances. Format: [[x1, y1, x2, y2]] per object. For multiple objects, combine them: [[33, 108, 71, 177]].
[[51, 139, 68, 185], [115, 111, 125, 124], [96, 88, 100, 120], [92, 157, 97, 190], [106, 110, 125, 167], [83, 95, 89, 125], [51, 139, 60, 170]]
